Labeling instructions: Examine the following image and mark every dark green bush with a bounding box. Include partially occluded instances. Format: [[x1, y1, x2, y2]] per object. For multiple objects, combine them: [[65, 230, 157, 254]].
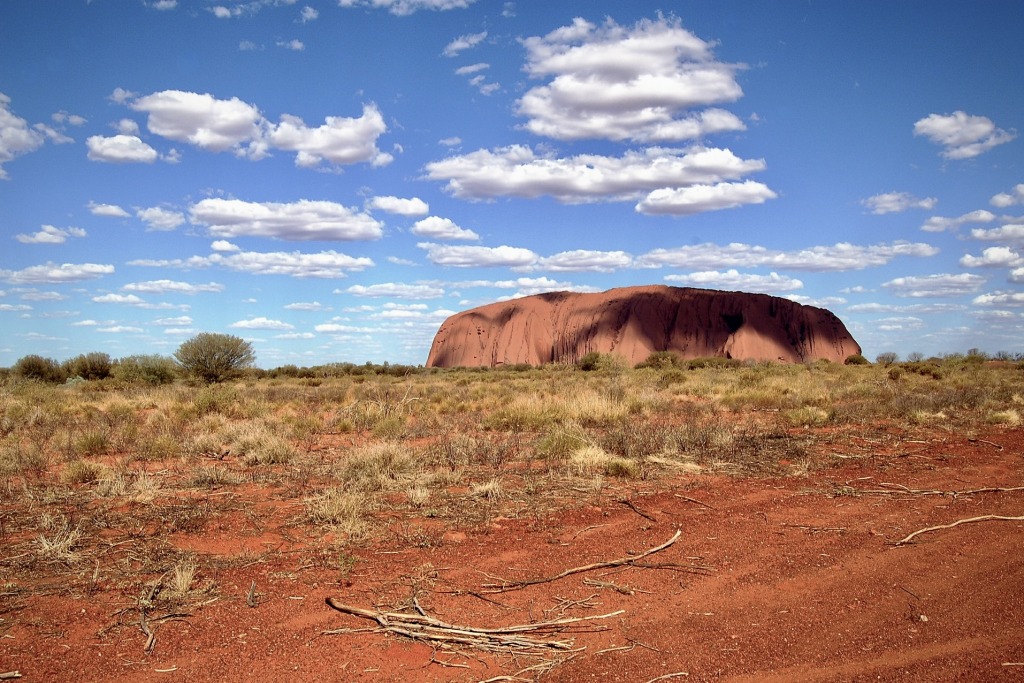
[[13, 354, 66, 383], [174, 333, 255, 383], [64, 352, 113, 380], [113, 355, 178, 385], [844, 354, 869, 366]]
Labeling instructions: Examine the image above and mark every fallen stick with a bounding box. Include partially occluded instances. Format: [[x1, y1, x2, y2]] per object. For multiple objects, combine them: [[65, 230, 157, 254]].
[[480, 530, 683, 593], [646, 672, 689, 682], [674, 494, 716, 510], [895, 515, 1024, 546], [324, 598, 621, 653], [0, 673, 23, 680], [620, 499, 656, 523]]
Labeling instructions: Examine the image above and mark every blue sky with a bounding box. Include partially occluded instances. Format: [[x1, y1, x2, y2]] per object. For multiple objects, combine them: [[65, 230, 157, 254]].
[[1, 0, 1022, 367]]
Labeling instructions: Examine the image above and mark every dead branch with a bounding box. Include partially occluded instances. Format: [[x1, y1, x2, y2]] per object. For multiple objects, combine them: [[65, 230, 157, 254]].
[[895, 515, 1024, 546], [646, 672, 689, 682], [620, 499, 656, 523], [480, 529, 682, 593], [0, 673, 23, 680], [674, 494, 716, 510], [324, 598, 622, 654], [854, 483, 1024, 498]]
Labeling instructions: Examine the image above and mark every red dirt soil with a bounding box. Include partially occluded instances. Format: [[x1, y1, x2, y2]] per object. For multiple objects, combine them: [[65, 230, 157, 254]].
[[3, 429, 1023, 682]]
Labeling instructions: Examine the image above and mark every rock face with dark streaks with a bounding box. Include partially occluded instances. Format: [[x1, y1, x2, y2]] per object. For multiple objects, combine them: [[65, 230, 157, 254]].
[[426, 285, 861, 368]]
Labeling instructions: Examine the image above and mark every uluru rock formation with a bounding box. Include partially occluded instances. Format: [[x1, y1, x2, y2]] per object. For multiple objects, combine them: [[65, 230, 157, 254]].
[[426, 285, 860, 368]]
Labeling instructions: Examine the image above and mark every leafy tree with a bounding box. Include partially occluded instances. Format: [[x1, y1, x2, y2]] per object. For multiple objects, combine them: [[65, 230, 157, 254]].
[[844, 353, 869, 366], [174, 333, 256, 383], [64, 352, 113, 380], [13, 354, 66, 383]]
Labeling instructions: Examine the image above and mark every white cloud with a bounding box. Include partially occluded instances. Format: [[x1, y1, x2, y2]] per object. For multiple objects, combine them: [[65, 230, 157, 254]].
[[239, 40, 262, 51], [123, 280, 224, 295], [151, 0, 177, 9], [970, 223, 1024, 243], [299, 6, 318, 22], [131, 90, 265, 156], [439, 136, 461, 147], [411, 216, 479, 241], [14, 225, 86, 244], [959, 246, 1024, 269], [861, 191, 938, 215], [418, 242, 539, 268], [51, 111, 86, 127], [211, 240, 241, 252], [973, 291, 1024, 307], [518, 16, 745, 142], [913, 111, 1017, 160], [443, 31, 487, 57], [230, 317, 294, 330], [425, 145, 769, 207], [85, 134, 158, 163], [663, 269, 804, 293], [0, 304, 32, 312], [93, 293, 145, 305], [638, 240, 937, 272], [881, 273, 986, 298], [88, 201, 130, 218], [130, 249, 374, 279], [337, 0, 476, 16], [97, 326, 145, 334], [0, 93, 46, 179], [284, 301, 324, 310], [277, 39, 305, 51], [991, 184, 1024, 208], [0, 262, 113, 284], [455, 63, 489, 76], [152, 315, 193, 326], [190, 198, 383, 241], [275, 332, 315, 339], [636, 180, 777, 216], [137, 206, 186, 231], [367, 195, 429, 216], [921, 209, 996, 233], [267, 104, 389, 168], [115, 119, 140, 135], [346, 283, 445, 299], [535, 250, 632, 273], [15, 289, 66, 302]]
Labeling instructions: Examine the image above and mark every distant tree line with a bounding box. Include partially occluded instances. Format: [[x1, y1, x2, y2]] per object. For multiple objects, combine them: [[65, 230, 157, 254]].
[[1, 335, 1022, 386]]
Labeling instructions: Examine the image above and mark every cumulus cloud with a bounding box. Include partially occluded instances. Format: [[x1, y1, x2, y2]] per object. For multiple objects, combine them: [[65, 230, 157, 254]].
[[418, 242, 539, 268], [411, 216, 479, 241], [881, 273, 985, 298], [426, 144, 769, 208], [1, 262, 113, 284], [126, 90, 390, 168], [973, 291, 1024, 307], [152, 315, 193, 326], [0, 93, 46, 179], [88, 201, 130, 218], [443, 30, 487, 57], [861, 191, 938, 215], [267, 104, 390, 167], [367, 195, 429, 216], [211, 240, 241, 252], [991, 184, 1024, 208], [663, 269, 804, 293], [299, 6, 318, 22], [913, 111, 1016, 160], [85, 134, 159, 163], [535, 250, 633, 273], [137, 206, 186, 231], [93, 293, 145, 305], [337, 0, 477, 15], [638, 240, 938, 272], [636, 180, 776, 216], [921, 209, 996, 233], [189, 198, 383, 241], [129, 249, 373, 279], [276, 39, 305, 51], [230, 317, 294, 330], [970, 223, 1024, 243], [518, 16, 745, 142], [122, 280, 224, 295], [959, 246, 1024, 268], [14, 225, 86, 244], [284, 301, 324, 310], [345, 283, 446, 299]]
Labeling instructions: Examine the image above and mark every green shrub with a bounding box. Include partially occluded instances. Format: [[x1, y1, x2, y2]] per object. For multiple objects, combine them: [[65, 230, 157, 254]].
[[636, 351, 682, 369], [174, 333, 255, 383], [13, 355, 66, 383], [64, 352, 112, 380], [844, 354, 869, 366], [113, 355, 178, 385]]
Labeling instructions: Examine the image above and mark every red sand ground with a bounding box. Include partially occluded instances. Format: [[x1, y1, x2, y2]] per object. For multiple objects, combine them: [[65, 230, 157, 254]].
[[2, 428, 1023, 682]]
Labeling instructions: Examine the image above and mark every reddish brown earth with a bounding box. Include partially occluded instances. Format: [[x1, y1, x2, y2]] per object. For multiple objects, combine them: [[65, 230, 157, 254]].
[[3, 428, 1023, 682], [426, 286, 861, 368]]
